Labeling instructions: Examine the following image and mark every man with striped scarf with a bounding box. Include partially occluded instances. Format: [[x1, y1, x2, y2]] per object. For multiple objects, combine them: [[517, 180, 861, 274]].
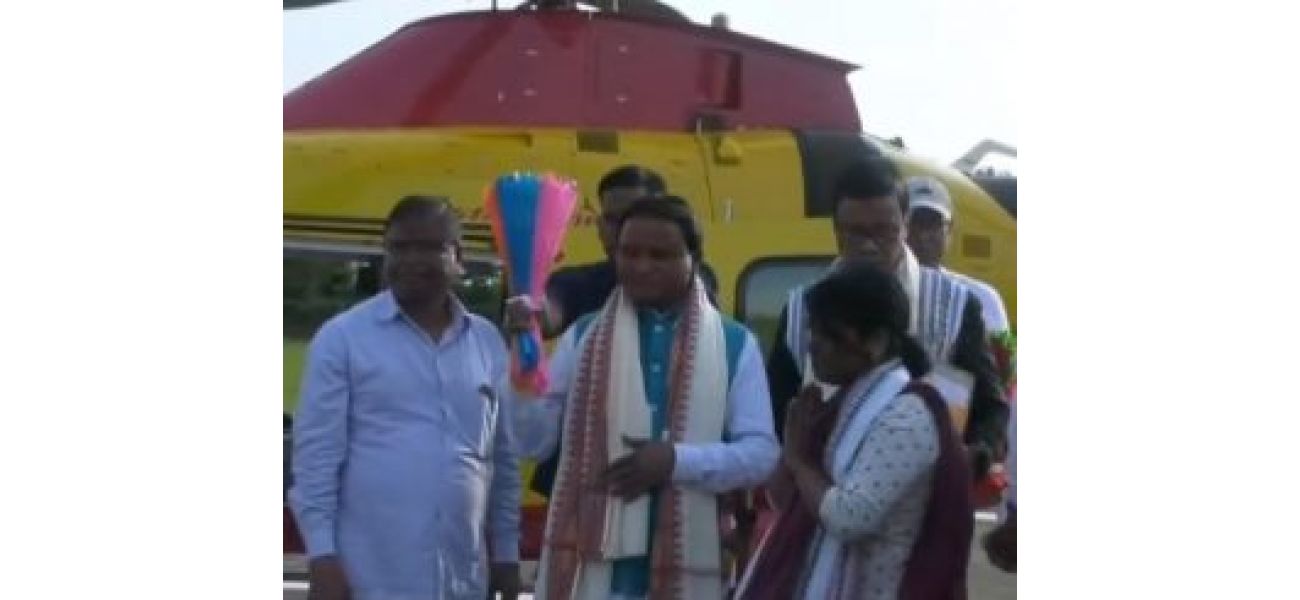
[[767, 157, 1009, 481], [510, 196, 779, 599]]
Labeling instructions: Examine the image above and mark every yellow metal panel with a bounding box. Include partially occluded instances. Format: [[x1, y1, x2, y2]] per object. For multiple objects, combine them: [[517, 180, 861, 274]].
[[284, 127, 803, 318], [285, 127, 1015, 323]]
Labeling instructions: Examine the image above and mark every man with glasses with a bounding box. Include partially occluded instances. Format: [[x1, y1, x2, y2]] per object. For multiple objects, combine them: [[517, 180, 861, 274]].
[[766, 158, 1009, 482]]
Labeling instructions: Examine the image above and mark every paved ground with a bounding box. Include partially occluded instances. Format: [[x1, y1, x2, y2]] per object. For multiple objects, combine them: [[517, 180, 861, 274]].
[[284, 519, 1014, 599], [967, 518, 1017, 598]]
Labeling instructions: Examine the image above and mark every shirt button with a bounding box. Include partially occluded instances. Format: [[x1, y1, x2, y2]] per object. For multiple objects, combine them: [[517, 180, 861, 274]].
[[651, 364, 662, 373]]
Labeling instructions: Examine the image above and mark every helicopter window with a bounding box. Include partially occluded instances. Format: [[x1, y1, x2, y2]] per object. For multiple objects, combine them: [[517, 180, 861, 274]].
[[282, 246, 504, 411], [735, 256, 834, 356], [792, 130, 885, 217], [971, 174, 1017, 218]]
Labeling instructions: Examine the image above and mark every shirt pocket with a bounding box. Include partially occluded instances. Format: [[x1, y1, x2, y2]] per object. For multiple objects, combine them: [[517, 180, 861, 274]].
[[470, 383, 500, 459], [440, 330, 502, 460], [447, 371, 499, 461]]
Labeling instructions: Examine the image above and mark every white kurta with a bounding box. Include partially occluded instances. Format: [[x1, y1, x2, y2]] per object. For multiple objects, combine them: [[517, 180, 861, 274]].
[[948, 270, 1010, 335]]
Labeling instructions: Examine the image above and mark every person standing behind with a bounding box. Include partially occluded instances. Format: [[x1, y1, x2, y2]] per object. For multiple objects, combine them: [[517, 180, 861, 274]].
[[904, 175, 1011, 337], [525, 165, 719, 339], [767, 159, 1009, 480], [905, 175, 1016, 507], [290, 196, 521, 600]]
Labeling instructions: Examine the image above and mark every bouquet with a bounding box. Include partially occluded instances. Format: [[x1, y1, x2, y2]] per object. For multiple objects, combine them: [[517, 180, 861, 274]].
[[484, 172, 579, 395]]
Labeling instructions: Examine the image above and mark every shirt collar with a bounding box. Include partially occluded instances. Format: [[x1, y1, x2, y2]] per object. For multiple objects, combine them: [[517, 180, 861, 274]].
[[637, 306, 680, 323], [373, 289, 470, 331], [374, 289, 403, 322]]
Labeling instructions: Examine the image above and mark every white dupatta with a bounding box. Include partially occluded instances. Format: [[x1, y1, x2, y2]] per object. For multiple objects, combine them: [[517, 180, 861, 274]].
[[799, 361, 913, 597]]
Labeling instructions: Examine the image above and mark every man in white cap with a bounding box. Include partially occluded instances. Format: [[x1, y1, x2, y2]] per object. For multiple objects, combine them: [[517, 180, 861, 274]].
[[906, 175, 1016, 511], [904, 175, 1011, 337]]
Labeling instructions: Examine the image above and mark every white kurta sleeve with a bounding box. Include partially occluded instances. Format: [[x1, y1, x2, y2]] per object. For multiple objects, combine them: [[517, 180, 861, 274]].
[[510, 325, 579, 460], [671, 331, 780, 492]]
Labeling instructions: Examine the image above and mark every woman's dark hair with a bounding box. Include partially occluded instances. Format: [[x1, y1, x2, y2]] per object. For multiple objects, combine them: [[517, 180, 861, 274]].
[[805, 262, 932, 378], [598, 165, 668, 197], [615, 195, 703, 263]]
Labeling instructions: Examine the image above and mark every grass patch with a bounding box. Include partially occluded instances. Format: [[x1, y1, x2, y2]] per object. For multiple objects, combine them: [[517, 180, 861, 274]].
[[285, 338, 308, 415]]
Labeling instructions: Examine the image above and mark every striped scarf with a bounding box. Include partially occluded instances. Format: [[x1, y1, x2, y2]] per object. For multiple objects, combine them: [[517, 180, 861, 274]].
[[538, 279, 729, 600], [785, 249, 968, 386]]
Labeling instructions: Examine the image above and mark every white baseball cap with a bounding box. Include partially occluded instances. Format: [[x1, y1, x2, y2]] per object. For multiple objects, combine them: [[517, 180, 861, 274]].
[[906, 176, 953, 221]]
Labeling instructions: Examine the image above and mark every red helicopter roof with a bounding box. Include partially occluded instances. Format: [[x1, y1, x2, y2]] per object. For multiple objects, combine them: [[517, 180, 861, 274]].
[[285, 9, 863, 132]]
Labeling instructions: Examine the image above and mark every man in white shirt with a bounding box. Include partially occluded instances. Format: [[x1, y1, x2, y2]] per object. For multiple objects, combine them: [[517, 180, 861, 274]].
[[905, 175, 1015, 512], [904, 176, 1011, 336]]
